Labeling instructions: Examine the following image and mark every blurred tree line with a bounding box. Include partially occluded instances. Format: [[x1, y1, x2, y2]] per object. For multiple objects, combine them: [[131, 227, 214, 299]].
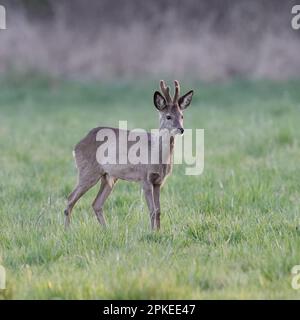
[[0, 0, 298, 80], [2, 0, 296, 33]]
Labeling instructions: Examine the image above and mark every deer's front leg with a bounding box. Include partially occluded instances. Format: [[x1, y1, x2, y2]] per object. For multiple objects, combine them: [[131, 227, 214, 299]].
[[142, 181, 156, 230], [153, 184, 161, 230]]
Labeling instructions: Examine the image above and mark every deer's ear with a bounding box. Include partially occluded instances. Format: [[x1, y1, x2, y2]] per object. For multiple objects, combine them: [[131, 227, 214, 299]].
[[154, 91, 167, 111], [178, 90, 193, 110]]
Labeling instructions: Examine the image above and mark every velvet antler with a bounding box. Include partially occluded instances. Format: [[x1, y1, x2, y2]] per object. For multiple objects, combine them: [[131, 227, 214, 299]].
[[159, 80, 172, 103], [173, 80, 180, 103]]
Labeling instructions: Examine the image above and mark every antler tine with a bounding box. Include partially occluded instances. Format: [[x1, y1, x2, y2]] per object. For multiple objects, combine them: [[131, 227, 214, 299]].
[[173, 80, 180, 103], [159, 80, 172, 103]]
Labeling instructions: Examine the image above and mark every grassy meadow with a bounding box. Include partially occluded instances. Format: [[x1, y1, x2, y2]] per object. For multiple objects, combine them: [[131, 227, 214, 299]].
[[0, 75, 300, 299]]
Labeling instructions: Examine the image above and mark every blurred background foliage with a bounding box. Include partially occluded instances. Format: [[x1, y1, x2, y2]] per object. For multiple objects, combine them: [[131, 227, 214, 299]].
[[0, 0, 299, 81]]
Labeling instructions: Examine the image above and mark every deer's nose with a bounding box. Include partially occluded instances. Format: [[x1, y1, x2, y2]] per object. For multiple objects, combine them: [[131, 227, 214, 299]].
[[179, 128, 184, 134]]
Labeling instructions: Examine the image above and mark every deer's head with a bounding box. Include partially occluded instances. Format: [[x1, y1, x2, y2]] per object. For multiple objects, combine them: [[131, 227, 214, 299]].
[[153, 80, 193, 135]]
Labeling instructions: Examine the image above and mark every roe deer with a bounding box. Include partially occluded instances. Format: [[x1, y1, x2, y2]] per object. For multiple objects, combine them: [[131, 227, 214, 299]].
[[64, 80, 194, 230]]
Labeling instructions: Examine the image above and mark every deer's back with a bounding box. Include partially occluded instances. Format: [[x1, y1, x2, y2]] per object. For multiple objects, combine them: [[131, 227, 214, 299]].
[[73, 127, 167, 183]]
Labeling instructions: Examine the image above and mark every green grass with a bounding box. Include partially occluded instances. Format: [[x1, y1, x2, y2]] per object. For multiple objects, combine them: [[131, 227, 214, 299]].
[[1, 75, 300, 299]]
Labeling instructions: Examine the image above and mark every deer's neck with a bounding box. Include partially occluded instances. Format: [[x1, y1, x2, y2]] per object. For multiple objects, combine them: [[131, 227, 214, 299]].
[[169, 136, 175, 161], [158, 129, 175, 166]]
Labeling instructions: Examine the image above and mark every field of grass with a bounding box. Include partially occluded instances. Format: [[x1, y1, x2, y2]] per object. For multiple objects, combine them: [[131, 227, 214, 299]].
[[1, 75, 300, 299]]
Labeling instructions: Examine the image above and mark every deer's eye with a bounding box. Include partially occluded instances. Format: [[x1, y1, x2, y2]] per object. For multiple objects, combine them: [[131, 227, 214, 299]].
[[166, 115, 172, 120], [181, 115, 184, 119]]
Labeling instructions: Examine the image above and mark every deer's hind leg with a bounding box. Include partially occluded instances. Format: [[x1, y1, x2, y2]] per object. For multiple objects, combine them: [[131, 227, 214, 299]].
[[92, 175, 117, 226], [64, 169, 101, 228]]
